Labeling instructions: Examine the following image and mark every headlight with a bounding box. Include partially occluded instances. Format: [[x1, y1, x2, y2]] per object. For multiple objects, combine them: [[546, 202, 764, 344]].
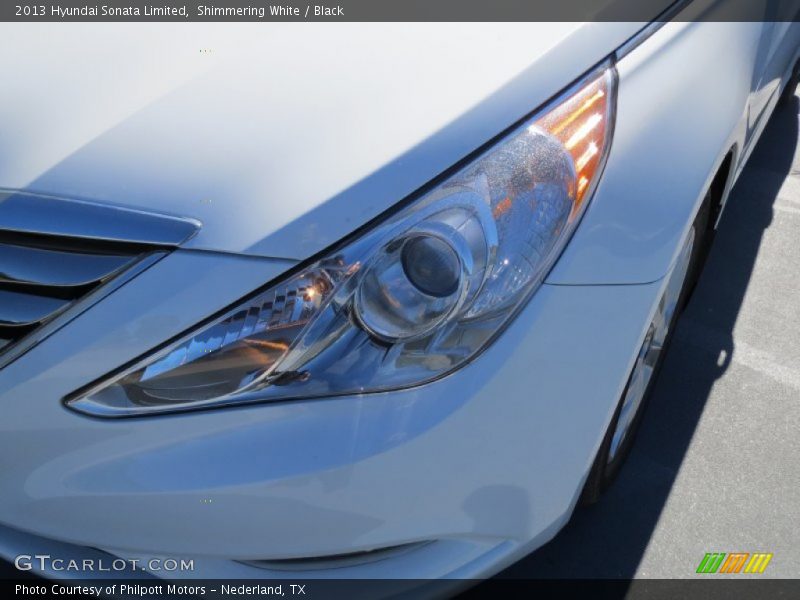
[[68, 62, 616, 417]]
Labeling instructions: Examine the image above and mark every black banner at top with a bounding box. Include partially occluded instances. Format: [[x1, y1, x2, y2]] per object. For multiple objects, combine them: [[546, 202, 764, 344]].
[[4, 0, 800, 22]]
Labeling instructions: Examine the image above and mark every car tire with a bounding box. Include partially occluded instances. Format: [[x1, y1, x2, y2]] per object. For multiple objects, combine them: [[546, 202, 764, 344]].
[[579, 196, 713, 504]]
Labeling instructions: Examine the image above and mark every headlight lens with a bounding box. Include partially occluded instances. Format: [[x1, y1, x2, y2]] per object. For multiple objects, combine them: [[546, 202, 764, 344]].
[[68, 63, 616, 417]]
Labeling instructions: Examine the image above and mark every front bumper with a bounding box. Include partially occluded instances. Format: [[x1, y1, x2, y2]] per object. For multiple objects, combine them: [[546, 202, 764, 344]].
[[0, 249, 664, 578]]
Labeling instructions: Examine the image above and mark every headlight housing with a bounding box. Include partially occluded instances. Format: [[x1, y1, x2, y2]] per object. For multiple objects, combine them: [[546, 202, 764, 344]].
[[68, 62, 616, 417]]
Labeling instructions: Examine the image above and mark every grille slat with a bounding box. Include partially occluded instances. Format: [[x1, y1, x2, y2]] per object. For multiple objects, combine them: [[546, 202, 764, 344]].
[[0, 234, 142, 352], [0, 190, 200, 361], [0, 190, 199, 247], [0, 242, 135, 288], [0, 288, 72, 327]]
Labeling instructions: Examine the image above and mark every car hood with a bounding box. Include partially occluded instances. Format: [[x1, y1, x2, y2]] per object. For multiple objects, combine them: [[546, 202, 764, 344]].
[[0, 22, 645, 259]]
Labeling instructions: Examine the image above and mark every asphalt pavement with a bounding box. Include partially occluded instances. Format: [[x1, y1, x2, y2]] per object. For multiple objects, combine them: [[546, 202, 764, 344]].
[[2, 88, 799, 583]]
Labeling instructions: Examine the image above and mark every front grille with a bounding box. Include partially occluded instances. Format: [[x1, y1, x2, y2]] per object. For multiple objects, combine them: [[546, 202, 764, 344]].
[[0, 231, 147, 353], [0, 189, 200, 362]]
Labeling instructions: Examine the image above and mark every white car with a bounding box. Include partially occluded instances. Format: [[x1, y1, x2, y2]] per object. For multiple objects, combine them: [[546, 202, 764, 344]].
[[0, 15, 798, 582]]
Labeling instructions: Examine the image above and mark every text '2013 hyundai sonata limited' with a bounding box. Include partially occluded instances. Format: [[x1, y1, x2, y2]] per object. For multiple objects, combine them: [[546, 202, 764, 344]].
[[0, 12, 798, 582]]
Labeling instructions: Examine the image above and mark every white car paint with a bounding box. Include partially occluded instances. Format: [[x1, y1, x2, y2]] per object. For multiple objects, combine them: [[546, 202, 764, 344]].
[[0, 15, 798, 581], [0, 22, 640, 261]]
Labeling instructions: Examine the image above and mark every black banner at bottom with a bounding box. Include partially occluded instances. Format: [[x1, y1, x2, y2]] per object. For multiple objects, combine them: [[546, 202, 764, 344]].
[[3, 579, 800, 600]]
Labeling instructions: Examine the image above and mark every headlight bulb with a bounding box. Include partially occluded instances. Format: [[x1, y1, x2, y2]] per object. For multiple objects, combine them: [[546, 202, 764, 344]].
[[401, 235, 461, 298], [353, 232, 466, 342]]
